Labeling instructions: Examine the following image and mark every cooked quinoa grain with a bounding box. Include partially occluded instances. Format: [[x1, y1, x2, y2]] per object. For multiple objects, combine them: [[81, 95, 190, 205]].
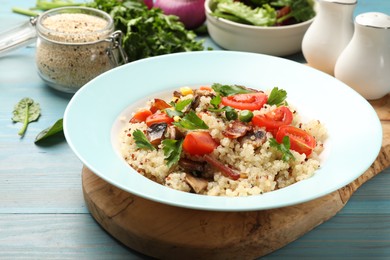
[[119, 85, 327, 197]]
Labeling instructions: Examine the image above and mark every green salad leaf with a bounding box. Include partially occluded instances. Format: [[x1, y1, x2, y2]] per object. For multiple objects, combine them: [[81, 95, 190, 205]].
[[133, 129, 155, 150], [267, 87, 287, 106], [173, 111, 209, 130], [162, 139, 183, 168], [211, 0, 277, 26], [272, 0, 315, 23], [269, 136, 295, 161], [211, 0, 315, 26], [12, 98, 41, 136], [35, 118, 63, 143]]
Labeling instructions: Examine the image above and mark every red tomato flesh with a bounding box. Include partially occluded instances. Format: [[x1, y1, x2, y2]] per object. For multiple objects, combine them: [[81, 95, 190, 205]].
[[221, 93, 268, 111], [276, 125, 316, 157], [145, 112, 173, 127], [150, 98, 172, 113], [183, 131, 218, 156], [251, 106, 293, 135], [130, 109, 152, 123]]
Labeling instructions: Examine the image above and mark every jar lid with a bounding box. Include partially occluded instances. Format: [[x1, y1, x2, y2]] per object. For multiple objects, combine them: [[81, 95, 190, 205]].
[[356, 12, 390, 29], [36, 6, 114, 44]]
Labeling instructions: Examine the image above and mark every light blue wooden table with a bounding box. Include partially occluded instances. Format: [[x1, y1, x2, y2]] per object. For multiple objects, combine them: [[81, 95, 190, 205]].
[[1, 0, 389, 259]]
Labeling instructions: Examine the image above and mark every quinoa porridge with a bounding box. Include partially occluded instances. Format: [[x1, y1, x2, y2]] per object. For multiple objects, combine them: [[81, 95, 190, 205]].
[[119, 84, 327, 197]]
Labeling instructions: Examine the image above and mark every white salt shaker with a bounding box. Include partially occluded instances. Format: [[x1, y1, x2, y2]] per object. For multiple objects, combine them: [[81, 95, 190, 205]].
[[302, 0, 357, 75], [335, 12, 390, 100]]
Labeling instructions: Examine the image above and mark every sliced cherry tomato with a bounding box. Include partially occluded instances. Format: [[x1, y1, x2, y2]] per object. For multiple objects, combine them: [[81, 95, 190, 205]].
[[276, 125, 316, 157], [251, 106, 293, 135], [221, 92, 268, 111], [130, 109, 153, 123], [145, 112, 173, 127], [183, 131, 218, 156], [199, 86, 212, 91], [150, 98, 172, 113]]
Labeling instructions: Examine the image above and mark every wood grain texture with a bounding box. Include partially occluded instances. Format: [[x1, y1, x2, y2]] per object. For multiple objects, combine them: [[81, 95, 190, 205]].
[[82, 95, 390, 260]]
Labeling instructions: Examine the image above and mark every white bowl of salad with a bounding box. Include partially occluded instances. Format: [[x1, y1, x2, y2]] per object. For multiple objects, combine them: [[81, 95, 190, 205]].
[[205, 0, 316, 56]]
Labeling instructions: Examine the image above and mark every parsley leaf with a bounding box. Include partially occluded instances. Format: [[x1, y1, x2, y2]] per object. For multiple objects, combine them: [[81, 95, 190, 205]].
[[166, 99, 193, 118], [162, 139, 183, 168], [173, 111, 209, 130], [174, 99, 193, 112], [133, 129, 155, 151], [211, 83, 253, 96], [88, 0, 205, 62], [269, 136, 295, 161], [210, 94, 221, 109], [267, 87, 288, 106]]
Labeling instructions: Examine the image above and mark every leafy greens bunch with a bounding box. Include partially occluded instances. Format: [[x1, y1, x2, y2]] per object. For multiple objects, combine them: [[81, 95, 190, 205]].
[[211, 0, 315, 26], [88, 0, 205, 62], [13, 0, 206, 62]]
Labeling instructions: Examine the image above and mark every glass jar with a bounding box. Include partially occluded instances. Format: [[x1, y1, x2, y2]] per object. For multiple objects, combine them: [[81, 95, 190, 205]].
[[0, 7, 127, 93]]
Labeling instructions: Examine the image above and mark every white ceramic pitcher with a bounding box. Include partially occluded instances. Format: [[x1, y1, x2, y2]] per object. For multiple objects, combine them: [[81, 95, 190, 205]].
[[335, 12, 390, 100], [302, 0, 357, 75]]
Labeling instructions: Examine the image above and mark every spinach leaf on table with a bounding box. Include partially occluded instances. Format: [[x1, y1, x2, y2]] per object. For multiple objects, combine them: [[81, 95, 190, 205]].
[[35, 118, 64, 143], [12, 98, 41, 136]]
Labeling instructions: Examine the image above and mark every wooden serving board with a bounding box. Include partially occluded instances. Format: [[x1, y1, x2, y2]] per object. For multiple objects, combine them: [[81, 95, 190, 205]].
[[82, 94, 390, 260]]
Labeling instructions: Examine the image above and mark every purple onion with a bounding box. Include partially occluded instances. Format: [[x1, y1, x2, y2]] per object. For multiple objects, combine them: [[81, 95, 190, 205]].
[[154, 0, 206, 29], [144, 0, 154, 9]]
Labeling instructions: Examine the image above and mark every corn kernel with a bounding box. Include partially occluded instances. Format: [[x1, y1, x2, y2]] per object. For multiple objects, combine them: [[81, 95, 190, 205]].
[[173, 116, 181, 122], [180, 87, 193, 96]]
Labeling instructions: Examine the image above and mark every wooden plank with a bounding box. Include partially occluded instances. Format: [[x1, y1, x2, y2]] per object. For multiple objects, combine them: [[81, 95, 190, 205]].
[[0, 212, 388, 259], [0, 214, 143, 259]]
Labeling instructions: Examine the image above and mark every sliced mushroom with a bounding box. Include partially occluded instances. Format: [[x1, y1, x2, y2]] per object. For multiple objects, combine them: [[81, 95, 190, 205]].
[[185, 173, 208, 194], [147, 123, 168, 146], [222, 120, 252, 139], [179, 158, 205, 173], [239, 128, 267, 148], [166, 125, 185, 140]]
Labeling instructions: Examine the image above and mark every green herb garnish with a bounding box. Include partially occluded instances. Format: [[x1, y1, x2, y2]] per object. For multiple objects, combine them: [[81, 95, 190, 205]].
[[210, 94, 222, 109], [174, 99, 193, 111], [269, 136, 295, 161], [133, 129, 155, 151], [162, 139, 183, 168], [267, 87, 288, 106], [211, 83, 253, 96], [35, 118, 63, 143], [12, 98, 41, 136], [173, 111, 209, 130], [166, 99, 193, 118]]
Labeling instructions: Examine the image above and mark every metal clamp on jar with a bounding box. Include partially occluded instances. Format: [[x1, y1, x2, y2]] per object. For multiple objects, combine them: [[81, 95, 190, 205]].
[[0, 7, 127, 93]]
